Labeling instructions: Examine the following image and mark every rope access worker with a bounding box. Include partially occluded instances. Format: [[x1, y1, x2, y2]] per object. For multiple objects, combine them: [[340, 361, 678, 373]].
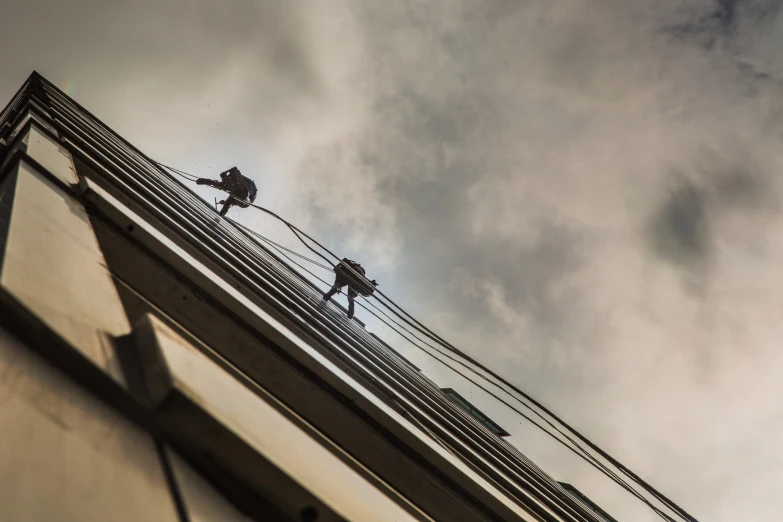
[[196, 167, 258, 216], [323, 258, 378, 319]]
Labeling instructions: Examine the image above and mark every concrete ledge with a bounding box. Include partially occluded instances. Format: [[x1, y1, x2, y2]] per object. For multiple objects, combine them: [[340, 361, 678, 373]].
[[0, 284, 150, 430], [0, 160, 130, 381], [131, 313, 422, 522]]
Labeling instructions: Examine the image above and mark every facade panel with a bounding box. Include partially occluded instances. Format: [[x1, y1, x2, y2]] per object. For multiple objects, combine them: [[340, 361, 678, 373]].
[[0, 159, 130, 383], [0, 324, 179, 522], [166, 449, 253, 522], [133, 313, 425, 522], [0, 171, 17, 274]]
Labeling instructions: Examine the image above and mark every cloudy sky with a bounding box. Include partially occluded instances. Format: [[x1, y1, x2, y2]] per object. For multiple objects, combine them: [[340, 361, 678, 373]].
[[3, 1, 783, 520]]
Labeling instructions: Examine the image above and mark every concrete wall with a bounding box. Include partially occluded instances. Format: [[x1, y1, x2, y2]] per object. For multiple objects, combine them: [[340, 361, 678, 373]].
[[0, 127, 255, 522], [0, 131, 183, 521], [0, 323, 180, 522]]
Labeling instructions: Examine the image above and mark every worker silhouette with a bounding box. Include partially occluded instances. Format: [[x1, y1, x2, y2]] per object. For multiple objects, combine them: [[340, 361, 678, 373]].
[[196, 167, 258, 216], [323, 258, 378, 319]]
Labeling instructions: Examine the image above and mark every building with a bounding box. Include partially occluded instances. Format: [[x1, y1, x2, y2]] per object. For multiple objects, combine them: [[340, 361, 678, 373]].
[[0, 72, 617, 521]]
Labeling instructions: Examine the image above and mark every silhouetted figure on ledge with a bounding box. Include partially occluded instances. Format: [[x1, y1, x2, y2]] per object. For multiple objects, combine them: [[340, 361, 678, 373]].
[[323, 258, 378, 319], [197, 167, 258, 216]]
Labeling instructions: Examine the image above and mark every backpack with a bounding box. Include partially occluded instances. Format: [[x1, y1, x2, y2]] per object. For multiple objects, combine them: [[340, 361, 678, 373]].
[[244, 177, 258, 203], [341, 259, 363, 273], [336, 260, 376, 296]]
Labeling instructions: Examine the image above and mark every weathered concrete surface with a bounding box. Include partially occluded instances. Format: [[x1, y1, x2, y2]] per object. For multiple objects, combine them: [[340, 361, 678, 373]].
[[0, 160, 130, 384], [133, 313, 421, 522], [166, 448, 253, 522], [0, 324, 179, 522], [23, 125, 79, 187]]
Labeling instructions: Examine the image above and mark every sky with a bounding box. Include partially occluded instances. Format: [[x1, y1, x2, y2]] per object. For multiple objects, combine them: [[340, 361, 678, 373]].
[[2, 1, 783, 520]]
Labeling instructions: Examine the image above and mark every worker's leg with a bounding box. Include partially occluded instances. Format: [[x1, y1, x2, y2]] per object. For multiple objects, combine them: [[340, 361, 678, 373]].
[[323, 283, 341, 301], [324, 272, 349, 300], [346, 288, 358, 319], [218, 199, 233, 216]]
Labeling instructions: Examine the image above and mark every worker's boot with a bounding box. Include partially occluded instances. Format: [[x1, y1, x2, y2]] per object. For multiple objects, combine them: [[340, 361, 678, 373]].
[[347, 299, 355, 319]]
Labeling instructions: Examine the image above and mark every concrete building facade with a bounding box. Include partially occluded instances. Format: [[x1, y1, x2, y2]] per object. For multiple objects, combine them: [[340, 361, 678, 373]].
[[0, 72, 615, 522]]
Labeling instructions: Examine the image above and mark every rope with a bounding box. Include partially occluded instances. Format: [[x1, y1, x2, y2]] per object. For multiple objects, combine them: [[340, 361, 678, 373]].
[[156, 161, 200, 181], [152, 160, 695, 522], [228, 218, 334, 271]]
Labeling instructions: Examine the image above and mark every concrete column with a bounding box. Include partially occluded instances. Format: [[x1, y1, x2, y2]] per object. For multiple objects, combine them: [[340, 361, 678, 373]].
[[0, 323, 181, 522], [0, 153, 130, 383], [0, 125, 181, 522]]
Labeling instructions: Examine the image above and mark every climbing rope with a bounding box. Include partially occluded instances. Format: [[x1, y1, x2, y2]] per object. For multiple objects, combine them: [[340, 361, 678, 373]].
[[229, 218, 334, 271]]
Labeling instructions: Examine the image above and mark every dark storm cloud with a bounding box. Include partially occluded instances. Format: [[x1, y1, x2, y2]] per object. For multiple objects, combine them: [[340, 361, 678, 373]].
[[691, 0, 745, 33], [646, 151, 777, 285], [649, 179, 711, 267], [713, 165, 768, 206], [667, 0, 782, 48]]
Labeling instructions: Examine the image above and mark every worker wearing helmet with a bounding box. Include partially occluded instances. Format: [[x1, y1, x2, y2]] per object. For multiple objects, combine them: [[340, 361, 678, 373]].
[[196, 166, 258, 216], [323, 258, 378, 319]]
